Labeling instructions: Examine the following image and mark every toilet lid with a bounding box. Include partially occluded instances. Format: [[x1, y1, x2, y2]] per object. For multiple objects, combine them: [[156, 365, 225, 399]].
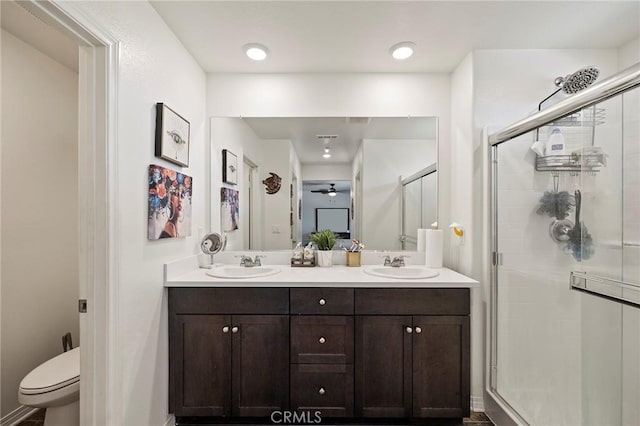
[[20, 347, 79, 394]]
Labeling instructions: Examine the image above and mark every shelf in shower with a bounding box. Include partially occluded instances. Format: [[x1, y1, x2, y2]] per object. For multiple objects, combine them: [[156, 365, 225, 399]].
[[548, 107, 605, 127], [570, 271, 640, 308], [535, 153, 607, 172]]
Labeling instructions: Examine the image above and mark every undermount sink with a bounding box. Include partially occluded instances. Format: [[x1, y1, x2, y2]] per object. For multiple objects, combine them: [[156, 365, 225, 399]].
[[363, 265, 440, 279], [206, 265, 281, 279]]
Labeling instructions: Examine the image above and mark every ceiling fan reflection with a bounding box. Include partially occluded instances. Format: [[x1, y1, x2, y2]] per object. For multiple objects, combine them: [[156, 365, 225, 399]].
[[309, 183, 347, 197]]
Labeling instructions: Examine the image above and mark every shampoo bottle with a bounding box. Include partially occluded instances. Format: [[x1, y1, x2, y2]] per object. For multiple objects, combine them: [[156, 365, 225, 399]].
[[546, 128, 566, 156]]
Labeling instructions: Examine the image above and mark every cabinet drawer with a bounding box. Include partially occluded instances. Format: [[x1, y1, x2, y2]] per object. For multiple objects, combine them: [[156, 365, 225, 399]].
[[169, 288, 289, 314], [291, 316, 353, 364], [291, 364, 353, 417], [355, 288, 469, 315], [290, 288, 354, 315]]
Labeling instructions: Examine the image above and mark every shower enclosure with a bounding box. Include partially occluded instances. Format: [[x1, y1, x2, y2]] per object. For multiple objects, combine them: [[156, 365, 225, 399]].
[[489, 63, 640, 425]]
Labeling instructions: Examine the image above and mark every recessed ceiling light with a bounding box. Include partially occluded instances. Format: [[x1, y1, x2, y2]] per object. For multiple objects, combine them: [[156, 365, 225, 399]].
[[390, 42, 415, 60], [244, 43, 269, 61], [322, 147, 331, 159]]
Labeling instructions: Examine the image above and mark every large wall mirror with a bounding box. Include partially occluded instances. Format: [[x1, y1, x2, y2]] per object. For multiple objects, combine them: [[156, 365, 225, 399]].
[[210, 116, 438, 251]]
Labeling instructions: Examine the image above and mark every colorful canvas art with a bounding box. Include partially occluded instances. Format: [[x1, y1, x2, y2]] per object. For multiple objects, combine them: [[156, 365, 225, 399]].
[[148, 165, 193, 240], [221, 188, 239, 232]]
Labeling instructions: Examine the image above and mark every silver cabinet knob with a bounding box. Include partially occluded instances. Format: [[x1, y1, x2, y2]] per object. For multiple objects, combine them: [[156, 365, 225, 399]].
[[318, 298, 326, 306], [406, 326, 413, 334], [318, 387, 326, 395], [415, 327, 422, 334], [222, 326, 230, 333], [319, 337, 326, 344], [231, 326, 239, 334]]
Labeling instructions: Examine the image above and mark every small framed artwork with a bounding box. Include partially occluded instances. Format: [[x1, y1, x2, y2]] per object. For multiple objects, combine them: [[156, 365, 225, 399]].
[[221, 188, 239, 232], [222, 149, 238, 184], [155, 103, 190, 167]]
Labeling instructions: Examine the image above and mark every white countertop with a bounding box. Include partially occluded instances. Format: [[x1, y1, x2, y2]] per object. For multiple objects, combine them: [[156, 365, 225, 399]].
[[164, 255, 479, 288]]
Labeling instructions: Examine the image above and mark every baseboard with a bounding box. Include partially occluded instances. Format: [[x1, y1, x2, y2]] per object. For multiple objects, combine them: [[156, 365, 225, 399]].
[[0, 406, 40, 426], [164, 414, 176, 426], [471, 395, 485, 412]]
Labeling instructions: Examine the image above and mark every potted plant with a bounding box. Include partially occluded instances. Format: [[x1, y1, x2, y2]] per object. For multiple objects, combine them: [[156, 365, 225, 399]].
[[311, 229, 337, 267]]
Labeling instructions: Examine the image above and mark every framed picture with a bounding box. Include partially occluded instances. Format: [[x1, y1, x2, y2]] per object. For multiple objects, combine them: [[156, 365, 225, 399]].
[[148, 164, 192, 240], [155, 103, 190, 167], [221, 188, 239, 232], [222, 149, 238, 184]]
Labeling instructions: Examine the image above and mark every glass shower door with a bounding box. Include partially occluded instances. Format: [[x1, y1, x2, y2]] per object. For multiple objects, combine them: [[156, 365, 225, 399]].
[[492, 88, 639, 425]]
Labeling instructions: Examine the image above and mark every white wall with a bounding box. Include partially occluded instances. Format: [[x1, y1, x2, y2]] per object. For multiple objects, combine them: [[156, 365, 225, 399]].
[[361, 139, 436, 250], [259, 140, 297, 249], [63, 2, 207, 425], [302, 163, 352, 181], [210, 117, 261, 250], [0, 30, 79, 417], [210, 119, 301, 251], [619, 37, 640, 69]]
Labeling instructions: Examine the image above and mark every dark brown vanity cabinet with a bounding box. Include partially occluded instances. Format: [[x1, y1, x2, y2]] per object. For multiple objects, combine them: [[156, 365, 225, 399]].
[[169, 288, 289, 417], [169, 286, 470, 422], [354, 289, 471, 419], [290, 288, 355, 417]]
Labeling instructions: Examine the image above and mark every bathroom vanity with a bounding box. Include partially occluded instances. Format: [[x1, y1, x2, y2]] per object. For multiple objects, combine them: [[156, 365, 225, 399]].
[[165, 259, 478, 424]]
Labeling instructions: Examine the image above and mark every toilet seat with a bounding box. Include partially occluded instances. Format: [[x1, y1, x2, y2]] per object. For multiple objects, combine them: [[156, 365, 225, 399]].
[[19, 347, 79, 395]]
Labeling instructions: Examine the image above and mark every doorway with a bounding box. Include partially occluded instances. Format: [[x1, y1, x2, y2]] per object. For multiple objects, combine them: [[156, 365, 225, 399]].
[[0, 1, 119, 425], [242, 157, 259, 250]]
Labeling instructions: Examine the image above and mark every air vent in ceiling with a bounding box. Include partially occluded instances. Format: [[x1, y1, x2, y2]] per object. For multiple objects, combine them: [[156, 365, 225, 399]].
[[347, 117, 371, 124], [316, 135, 339, 142]]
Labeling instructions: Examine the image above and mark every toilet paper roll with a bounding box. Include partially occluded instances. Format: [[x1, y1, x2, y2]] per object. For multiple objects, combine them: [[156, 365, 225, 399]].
[[417, 229, 428, 252], [425, 229, 443, 268]]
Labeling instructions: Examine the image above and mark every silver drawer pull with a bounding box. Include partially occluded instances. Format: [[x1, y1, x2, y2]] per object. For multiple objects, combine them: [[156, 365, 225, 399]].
[[318, 387, 326, 395], [406, 326, 413, 334], [222, 326, 230, 333], [415, 326, 422, 334], [231, 326, 239, 334], [318, 298, 326, 306], [319, 337, 326, 344]]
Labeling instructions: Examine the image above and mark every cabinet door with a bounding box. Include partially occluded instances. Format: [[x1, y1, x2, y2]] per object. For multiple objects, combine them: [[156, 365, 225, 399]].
[[355, 316, 412, 417], [171, 314, 231, 416], [232, 315, 289, 416], [412, 316, 470, 418]]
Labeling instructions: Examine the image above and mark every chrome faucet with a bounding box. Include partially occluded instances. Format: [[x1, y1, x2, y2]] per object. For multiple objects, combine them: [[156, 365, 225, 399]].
[[382, 255, 407, 267], [237, 255, 265, 267]]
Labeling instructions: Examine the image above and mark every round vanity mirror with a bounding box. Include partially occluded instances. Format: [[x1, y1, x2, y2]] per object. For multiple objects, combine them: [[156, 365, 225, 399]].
[[200, 232, 226, 268]]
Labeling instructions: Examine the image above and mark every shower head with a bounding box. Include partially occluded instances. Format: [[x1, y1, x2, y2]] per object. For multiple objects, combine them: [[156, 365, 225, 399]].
[[554, 66, 600, 94]]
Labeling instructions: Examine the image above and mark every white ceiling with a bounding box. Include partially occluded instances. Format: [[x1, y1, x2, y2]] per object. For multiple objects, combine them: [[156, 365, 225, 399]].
[[150, 1, 639, 73], [243, 116, 436, 163]]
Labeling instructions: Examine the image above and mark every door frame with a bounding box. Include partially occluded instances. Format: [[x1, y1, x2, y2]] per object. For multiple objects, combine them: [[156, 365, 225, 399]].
[[18, 1, 120, 424]]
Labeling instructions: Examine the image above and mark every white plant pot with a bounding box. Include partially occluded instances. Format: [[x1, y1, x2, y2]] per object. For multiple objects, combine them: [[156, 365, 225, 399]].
[[316, 250, 333, 267]]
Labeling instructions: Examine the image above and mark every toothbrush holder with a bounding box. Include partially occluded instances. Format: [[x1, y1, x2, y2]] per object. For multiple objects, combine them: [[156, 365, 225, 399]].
[[346, 251, 361, 267]]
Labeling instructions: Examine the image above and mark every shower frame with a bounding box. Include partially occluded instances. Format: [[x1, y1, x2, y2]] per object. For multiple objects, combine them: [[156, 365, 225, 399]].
[[487, 62, 640, 424]]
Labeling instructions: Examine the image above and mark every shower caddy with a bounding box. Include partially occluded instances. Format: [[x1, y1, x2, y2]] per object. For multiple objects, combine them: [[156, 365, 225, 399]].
[[490, 62, 640, 308], [533, 68, 607, 175]]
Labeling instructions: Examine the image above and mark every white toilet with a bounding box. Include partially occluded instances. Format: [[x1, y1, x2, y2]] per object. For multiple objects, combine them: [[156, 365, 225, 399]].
[[19, 347, 79, 426]]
